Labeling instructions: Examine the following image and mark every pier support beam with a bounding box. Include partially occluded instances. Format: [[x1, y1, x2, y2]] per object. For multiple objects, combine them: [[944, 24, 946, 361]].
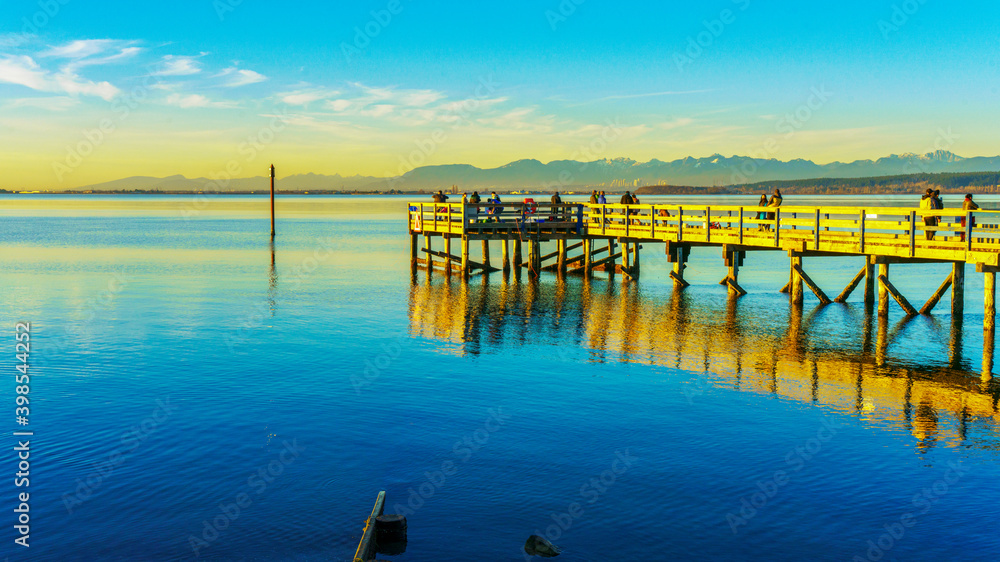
[[878, 271, 917, 316], [583, 238, 593, 278], [985, 270, 996, 331], [410, 233, 418, 273], [513, 239, 523, 272], [502, 239, 510, 273], [557, 239, 567, 274], [444, 236, 452, 276], [835, 265, 867, 303], [721, 248, 746, 297], [667, 242, 690, 288], [424, 234, 434, 273], [792, 261, 832, 304], [482, 240, 491, 271], [878, 263, 890, 316], [790, 256, 804, 304], [633, 242, 641, 278], [953, 262, 965, 317], [864, 256, 876, 308], [919, 272, 953, 314], [461, 238, 470, 279], [622, 239, 631, 278]]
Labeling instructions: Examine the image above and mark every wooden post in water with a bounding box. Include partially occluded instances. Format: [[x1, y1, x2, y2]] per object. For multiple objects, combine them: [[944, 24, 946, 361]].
[[953, 262, 965, 317], [985, 270, 996, 331], [878, 263, 890, 316], [461, 237, 470, 279], [424, 234, 433, 273], [622, 239, 631, 276], [864, 256, 876, 308], [482, 240, 491, 271], [583, 238, 593, 277], [444, 236, 452, 276], [513, 239, 523, 271], [608, 239, 617, 274], [409, 233, 418, 273], [790, 255, 804, 304], [557, 238, 567, 274], [633, 242, 641, 278], [502, 239, 510, 273], [269, 164, 275, 238]]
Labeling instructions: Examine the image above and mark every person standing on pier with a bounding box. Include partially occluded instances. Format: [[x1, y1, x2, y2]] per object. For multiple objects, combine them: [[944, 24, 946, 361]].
[[757, 194, 769, 231], [960, 193, 980, 241], [469, 191, 481, 204], [765, 189, 782, 231], [598, 191, 607, 204], [921, 188, 937, 239], [589, 190, 598, 204]]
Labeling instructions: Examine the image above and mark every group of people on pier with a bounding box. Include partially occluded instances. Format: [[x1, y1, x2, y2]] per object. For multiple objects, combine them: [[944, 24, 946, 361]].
[[432, 188, 985, 239]]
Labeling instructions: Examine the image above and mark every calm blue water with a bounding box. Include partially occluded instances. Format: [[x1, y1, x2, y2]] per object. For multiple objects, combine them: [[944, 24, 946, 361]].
[[1, 194, 999, 561]]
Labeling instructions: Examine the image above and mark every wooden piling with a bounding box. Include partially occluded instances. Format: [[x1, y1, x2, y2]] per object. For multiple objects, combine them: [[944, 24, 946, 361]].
[[790, 256, 804, 304], [424, 234, 433, 272], [461, 237, 470, 279], [986, 270, 996, 331], [444, 236, 452, 276], [557, 238, 567, 274], [269, 164, 275, 238], [608, 239, 617, 274], [622, 239, 631, 276], [502, 239, 510, 272], [952, 262, 965, 317], [583, 238, 593, 277], [409, 233, 418, 272], [878, 263, 890, 316], [513, 239, 522, 271], [864, 256, 875, 308], [633, 242, 641, 278], [482, 240, 491, 270]]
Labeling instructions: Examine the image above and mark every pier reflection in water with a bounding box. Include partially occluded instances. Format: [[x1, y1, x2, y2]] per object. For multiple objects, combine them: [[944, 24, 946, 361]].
[[409, 274, 1000, 455]]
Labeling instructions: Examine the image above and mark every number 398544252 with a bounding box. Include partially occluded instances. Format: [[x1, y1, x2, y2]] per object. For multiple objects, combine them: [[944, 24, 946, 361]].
[[15, 323, 30, 422]]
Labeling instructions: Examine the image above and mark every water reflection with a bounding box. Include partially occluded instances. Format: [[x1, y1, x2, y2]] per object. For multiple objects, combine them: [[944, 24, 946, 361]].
[[408, 275, 1000, 454], [267, 239, 278, 315]]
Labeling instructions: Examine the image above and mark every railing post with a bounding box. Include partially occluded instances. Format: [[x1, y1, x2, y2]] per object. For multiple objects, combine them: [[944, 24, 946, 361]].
[[705, 206, 711, 242], [966, 211, 974, 252], [909, 210, 916, 257], [773, 209, 781, 246], [677, 207, 683, 242], [859, 210, 866, 253], [650, 205, 656, 237], [738, 207, 744, 244], [814, 208, 820, 250]]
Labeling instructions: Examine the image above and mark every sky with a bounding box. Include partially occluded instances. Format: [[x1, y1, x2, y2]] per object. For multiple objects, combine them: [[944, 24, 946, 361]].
[[2, 0, 1000, 189]]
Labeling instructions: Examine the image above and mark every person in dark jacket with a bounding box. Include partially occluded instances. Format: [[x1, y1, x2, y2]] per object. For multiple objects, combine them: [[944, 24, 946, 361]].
[[757, 194, 769, 231], [920, 188, 936, 239], [620, 191, 634, 205], [469, 191, 481, 204], [551, 191, 562, 204], [960, 193, 980, 241], [589, 190, 599, 204]]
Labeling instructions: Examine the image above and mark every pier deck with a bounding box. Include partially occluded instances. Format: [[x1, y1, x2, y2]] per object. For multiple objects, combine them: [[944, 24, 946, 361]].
[[408, 201, 1000, 335]]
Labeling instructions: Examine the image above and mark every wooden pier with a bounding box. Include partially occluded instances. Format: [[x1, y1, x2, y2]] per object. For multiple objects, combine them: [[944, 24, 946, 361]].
[[408, 200, 1000, 331]]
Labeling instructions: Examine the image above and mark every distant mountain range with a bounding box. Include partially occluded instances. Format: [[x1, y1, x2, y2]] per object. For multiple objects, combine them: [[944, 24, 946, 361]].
[[54, 151, 1000, 193]]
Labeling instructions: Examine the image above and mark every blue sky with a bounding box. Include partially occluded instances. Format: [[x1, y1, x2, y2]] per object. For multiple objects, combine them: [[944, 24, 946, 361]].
[[2, 0, 999, 188]]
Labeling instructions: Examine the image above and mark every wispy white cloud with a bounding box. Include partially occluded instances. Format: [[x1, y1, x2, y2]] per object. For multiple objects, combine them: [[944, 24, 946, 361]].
[[165, 93, 237, 109], [279, 88, 339, 106], [0, 55, 120, 101], [153, 55, 202, 76], [5, 96, 80, 111], [217, 67, 267, 87]]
